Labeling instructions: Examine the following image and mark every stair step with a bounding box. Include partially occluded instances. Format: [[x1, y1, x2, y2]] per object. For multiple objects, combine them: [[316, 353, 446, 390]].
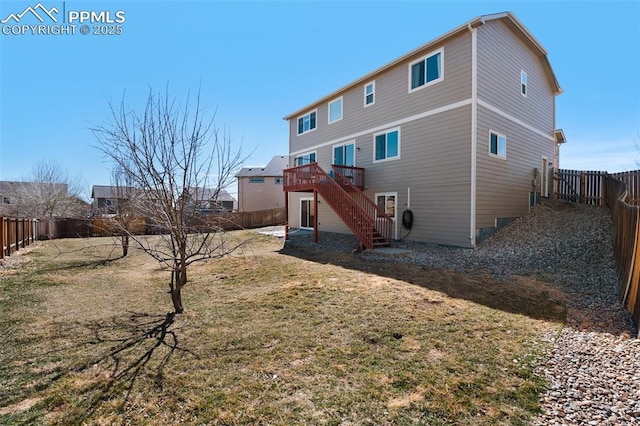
[[373, 241, 392, 248]]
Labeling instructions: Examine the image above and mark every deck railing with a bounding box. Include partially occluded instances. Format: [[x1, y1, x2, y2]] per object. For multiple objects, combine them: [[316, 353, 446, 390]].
[[283, 163, 391, 249], [331, 165, 365, 189]]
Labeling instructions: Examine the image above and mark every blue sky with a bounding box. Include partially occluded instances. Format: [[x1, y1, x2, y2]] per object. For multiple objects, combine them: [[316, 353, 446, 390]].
[[1, 0, 639, 199]]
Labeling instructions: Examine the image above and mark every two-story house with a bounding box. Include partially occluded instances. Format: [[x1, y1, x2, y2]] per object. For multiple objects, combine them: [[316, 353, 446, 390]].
[[283, 12, 565, 249], [236, 155, 288, 212], [185, 187, 237, 213]]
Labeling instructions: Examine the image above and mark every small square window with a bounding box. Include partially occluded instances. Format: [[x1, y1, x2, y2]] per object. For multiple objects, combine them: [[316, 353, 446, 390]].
[[490, 131, 507, 158], [275, 177, 283, 184], [328, 97, 343, 124], [364, 81, 375, 106]]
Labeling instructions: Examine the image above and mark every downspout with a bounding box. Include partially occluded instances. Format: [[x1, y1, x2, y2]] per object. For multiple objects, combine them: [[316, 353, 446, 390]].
[[469, 23, 478, 248]]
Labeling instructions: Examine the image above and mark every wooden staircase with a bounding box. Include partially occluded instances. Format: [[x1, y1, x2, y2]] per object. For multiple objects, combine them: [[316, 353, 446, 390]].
[[284, 163, 393, 249]]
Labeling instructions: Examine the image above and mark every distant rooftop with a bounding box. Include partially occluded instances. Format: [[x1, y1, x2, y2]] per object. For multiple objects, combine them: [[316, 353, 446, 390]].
[[0, 180, 67, 195], [186, 187, 236, 202], [236, 155, 288, 178]]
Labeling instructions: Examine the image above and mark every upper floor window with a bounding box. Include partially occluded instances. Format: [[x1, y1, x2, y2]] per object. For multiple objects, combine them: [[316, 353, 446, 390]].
[[295, 151, 317, 166], [521, 70, 527, 97], [409, 48, 443, 92], [275, 177, 284, 184], [328, 97, 343, 124], [249, 177, 265, 183], [374, 128, 400, 162], [489, 131, 507, 158], [297, 110, 317, 135], [364, 81, 375, 106]]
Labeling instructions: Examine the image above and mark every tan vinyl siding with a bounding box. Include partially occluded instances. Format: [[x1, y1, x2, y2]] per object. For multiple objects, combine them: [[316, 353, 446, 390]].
[[287, 192, 351, 234], [287, 192, 305, 229], [238, 177, 285, 212], [301, 106, 473, 248], [475, 105, 555, 230], [288, 31, 472, 155], [477, 20, 554, 134]]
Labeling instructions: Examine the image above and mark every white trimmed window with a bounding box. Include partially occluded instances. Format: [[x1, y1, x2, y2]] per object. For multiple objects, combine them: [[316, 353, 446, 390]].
[[373, 128, 400, 162], [249, 177, 265, 183], [489, 131, 506, 158], [409, 48, 443, 92], [333, 142, 355, 167], [294, 151, 317, 166], [376, 193, 397, 220], [328, 97, 343, 124], [364, 81, 375, 106], [275, 177, 283, 184], [297, 110, 317, 134], [521, 70, 527, 97]]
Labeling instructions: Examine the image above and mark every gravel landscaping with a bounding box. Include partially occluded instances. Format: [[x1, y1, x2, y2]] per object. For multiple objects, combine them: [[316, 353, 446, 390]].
[[285, 200, 640, 424]]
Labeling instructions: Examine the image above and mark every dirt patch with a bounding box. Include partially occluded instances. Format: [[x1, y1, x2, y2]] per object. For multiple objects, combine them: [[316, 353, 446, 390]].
[[0, 244, 39, 274], [0, 397, 42, 415]]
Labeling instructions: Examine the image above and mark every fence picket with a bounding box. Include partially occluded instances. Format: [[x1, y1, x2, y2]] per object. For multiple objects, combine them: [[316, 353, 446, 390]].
[[0, 217, 38, 258]]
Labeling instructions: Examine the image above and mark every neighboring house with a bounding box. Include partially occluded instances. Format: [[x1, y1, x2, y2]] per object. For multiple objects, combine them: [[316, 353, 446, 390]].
[[0, 180, 81, 218], [91, 185, 138, 215], [283, 12, 565, 249], [236, 155, 289, 212], [185, 187, 237, 213]]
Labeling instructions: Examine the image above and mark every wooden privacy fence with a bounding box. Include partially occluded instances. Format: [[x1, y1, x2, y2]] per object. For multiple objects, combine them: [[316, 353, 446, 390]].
[[138, 208, 286, 235], [611, 171, 640, 206], [197, 208, 286, 232], [557, 169, 640, 207], [1, 217, 38, 259], [606, 176, 640, 335], [38, 218, 92, 239], [556, 169, 607, 205], [91, 216, 147, 237], [230, 208, 286, 229]]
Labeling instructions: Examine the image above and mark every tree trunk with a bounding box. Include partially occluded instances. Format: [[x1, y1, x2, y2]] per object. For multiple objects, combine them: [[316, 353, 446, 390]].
[[171, 285, 183, 314], [121, 234, 129, 257], [170, 265, 187, 314]]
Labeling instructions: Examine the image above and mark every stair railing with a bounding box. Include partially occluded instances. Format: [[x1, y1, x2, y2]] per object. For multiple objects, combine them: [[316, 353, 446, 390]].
[[331, 166, 394, 243]]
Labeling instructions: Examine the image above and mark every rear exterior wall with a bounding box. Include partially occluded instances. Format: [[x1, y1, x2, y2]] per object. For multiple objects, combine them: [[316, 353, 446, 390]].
[[288, 31, 475, 247], [474, 20, 556, 234]]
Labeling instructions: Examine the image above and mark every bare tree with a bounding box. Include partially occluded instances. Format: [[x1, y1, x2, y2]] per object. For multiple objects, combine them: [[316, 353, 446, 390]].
[[109, 166, 141, 257], [92, 87, 247, 313], [15, 160, 86, 218]]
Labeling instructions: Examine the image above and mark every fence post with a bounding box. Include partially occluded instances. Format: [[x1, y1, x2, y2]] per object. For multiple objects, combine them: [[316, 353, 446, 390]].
[[0, 217, 4, 259], [13, 219, 18, 253]]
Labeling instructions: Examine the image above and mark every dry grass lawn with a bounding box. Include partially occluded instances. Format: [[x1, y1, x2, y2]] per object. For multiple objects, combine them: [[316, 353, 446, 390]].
[[0, 232, 566, 425]]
